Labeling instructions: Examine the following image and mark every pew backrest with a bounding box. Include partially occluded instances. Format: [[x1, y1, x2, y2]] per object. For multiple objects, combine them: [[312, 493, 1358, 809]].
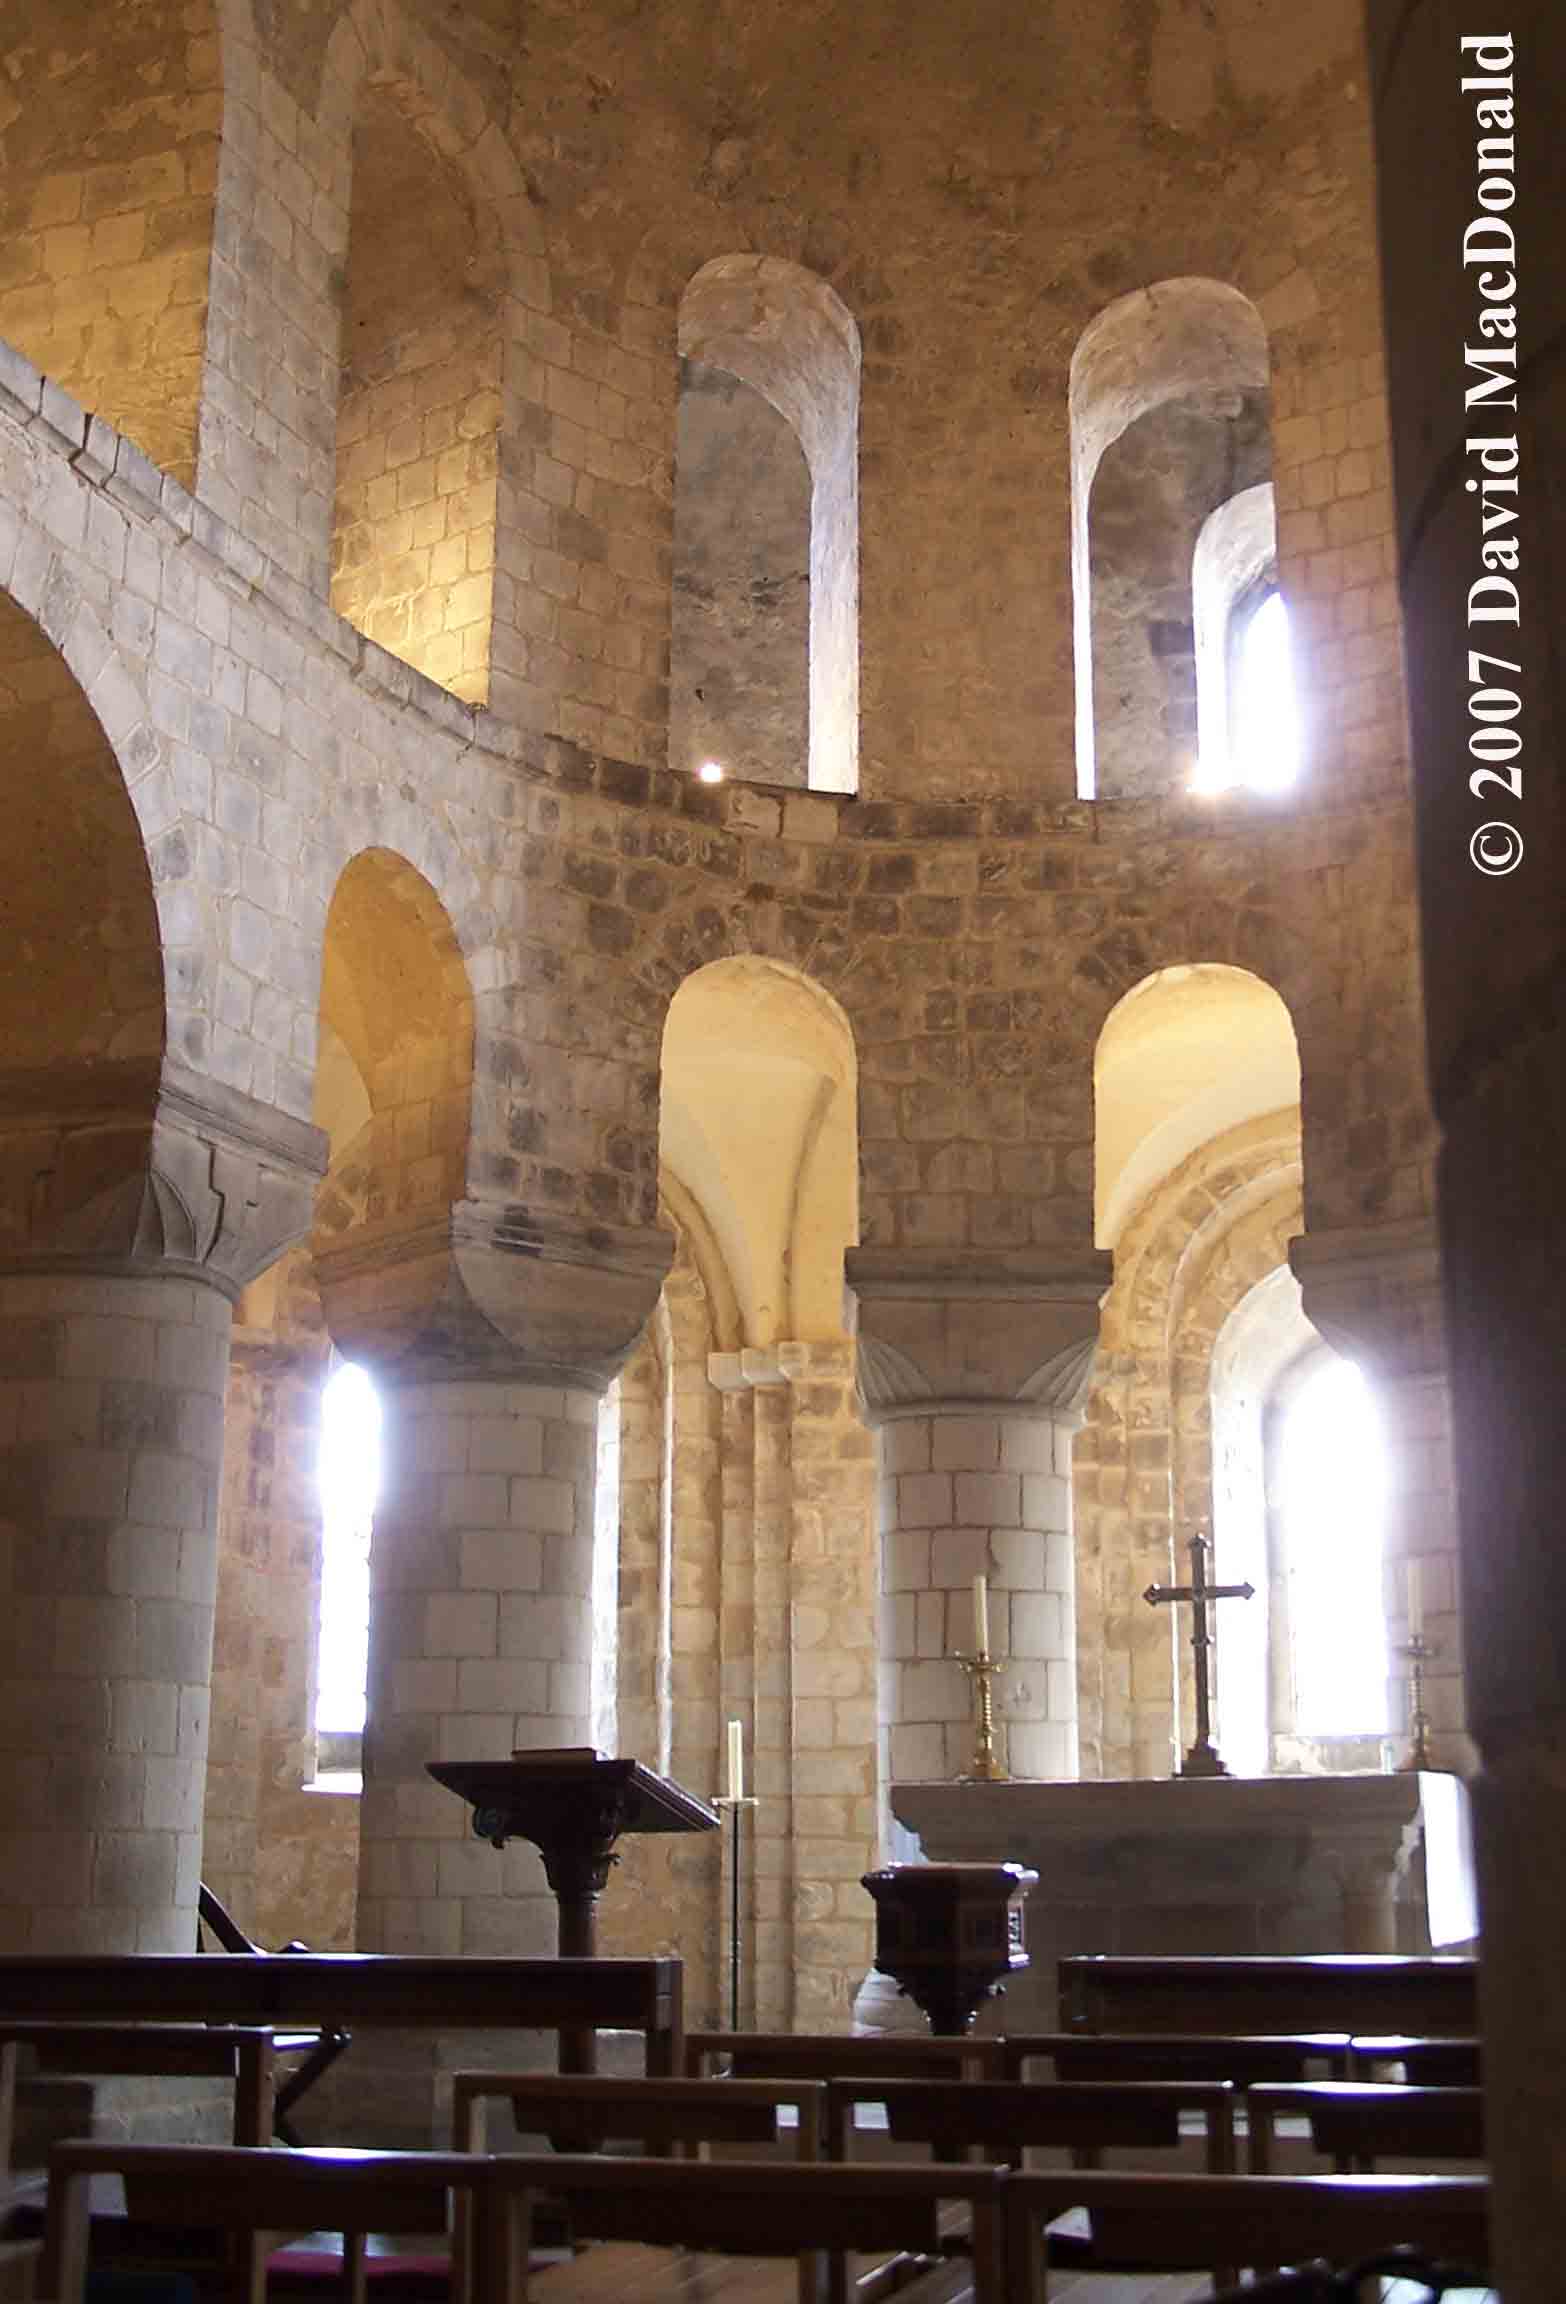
[[491, 2153, 1010, 2304], [825, 2076, 1236, 2173], [684, 2030, 1002, 2082], [1059, 1955, 1478, 2040], [1246, 2081, 1486, 2174], [1001, 2030, 1351, 2086], [0, 1953, 683, 2075], [0, 2022, 277, 2184], [452, 2070, 826, 2155], [44, 2141, 503, 2304], [1349, 2034, 1483, 2086], [1004, 2169, 1489, 2304]]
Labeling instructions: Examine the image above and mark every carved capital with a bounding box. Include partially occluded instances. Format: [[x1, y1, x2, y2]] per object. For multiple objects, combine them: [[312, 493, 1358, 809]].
[[846, 1246, 1110, 1424], [314, 1196, 673, 1392], [0, 1058, 327, 1301], [1290, 1220, 1448, 1382]]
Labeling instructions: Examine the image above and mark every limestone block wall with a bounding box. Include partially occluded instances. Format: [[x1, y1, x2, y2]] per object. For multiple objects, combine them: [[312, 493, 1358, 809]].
[[0, 1271, 230, 1952], [0, 1, 220, 488], [880, 1412, 1077, 1787]]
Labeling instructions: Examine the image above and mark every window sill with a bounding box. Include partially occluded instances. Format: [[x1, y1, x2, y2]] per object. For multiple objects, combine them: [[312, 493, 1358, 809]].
[[306, 1771, 362, 1797]]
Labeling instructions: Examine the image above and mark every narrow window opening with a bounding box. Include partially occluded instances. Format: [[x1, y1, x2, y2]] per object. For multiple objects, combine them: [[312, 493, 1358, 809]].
[[313, 1359, 381, 1788], [1225, 585, 1301, 794], [1277, 1358, 1388, 1737]]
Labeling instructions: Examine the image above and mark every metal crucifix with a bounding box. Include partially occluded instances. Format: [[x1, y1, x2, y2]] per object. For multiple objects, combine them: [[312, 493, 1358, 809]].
[[1143, 1530, 1254, 1779]]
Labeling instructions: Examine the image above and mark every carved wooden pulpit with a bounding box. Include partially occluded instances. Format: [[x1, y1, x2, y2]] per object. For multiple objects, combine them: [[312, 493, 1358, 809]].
[[428, 1749, 718, 2071]]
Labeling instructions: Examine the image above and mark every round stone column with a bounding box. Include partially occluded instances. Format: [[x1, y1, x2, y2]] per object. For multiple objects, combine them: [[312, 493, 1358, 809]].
[[0, 1267, 231, 1952], [355, 1370, 603, 1959], [0, 1064, 327, 1954]]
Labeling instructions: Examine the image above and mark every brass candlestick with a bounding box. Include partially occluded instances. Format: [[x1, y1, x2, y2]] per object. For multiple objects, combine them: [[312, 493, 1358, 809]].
[[953, 1651, 1007, 1781], [1397, 1634, 1440, 1770]]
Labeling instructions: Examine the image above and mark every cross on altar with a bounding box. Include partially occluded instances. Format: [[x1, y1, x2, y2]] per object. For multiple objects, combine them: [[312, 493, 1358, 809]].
[[1144, 1530, 1254, 1778]]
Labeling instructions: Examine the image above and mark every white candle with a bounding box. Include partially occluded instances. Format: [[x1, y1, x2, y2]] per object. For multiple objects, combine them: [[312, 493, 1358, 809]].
[[973, 1573, 990, 1658], [726, 1717, 743, 1802], [1407, 1557, 1424, 1641]]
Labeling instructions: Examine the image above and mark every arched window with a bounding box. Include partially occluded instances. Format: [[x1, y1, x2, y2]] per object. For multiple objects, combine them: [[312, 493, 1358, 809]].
[[1192, 483, 1301, 793], [1274, 1355, 1389, 1739], [314, 1360, 381, 1782], [674, 258, 860, 793], [1070, 280, 1272, 800]]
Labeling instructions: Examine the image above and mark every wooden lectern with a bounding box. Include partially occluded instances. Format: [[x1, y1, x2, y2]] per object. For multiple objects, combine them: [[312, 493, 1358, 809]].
[[427, 1750, 718, 2071]]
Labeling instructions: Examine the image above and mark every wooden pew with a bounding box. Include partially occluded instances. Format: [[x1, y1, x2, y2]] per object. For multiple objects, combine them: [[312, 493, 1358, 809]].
[[684, 2033, 1002, 2083], [1246, 2081, 1486, 2175], [492, 2154, 1010, 2304], [0, 1955, 684, 2080], [453, 2072, 825, 2159], [1002, 2168, 1490, 2302], [824, 2074, 1235, 2171], [44, 2140, 505, 2304], [1059, 1954, 1479, 2040], [0, 2021, 278, 2189], [1350, 2034, 1483, 2086], [449, 2075, 828, 2304], [1000, 2029, 1352, 2086]]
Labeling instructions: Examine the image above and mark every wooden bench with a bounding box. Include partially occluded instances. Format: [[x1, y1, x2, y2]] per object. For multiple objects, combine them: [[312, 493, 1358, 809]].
[[1059, 1954, 1479, 2040], [684, 2033, 1002, 2083], [1349, 2034, 1483, 2086], [1003, 2168, 1491, 2302], [0, 2021, 279, 2188], [1000, 2029, 1352, 2087], [491, 2154, 1010, 2304], [449, 2075, 828, 2304], [1246, 2081, 1486, 2175], [824, 2075, 1237, 2173], [44, 2140, 505, 2304], [0, 1955, 684, 2081], [453, 2072, 825, 2159]]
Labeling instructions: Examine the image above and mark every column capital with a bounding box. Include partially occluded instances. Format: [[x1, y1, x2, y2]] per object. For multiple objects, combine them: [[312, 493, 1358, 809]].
[[314, 1195, 673, 1392], [0, 1058, 327, 1301], [1289, 1219, 1448, 1381], [845, 1245, 1110, 1425]]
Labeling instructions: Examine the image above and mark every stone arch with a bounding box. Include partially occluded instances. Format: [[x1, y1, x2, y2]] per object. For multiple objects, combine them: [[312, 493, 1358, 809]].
[[1078, 953, 1303, 1779], [659, 955, 859, 1351], [309, 846, 476, 1360], [0, 580, 165, 1262], [0, 0, 221, 487], [1069, 278, 1271, 799], [677, 258, 861, 795]]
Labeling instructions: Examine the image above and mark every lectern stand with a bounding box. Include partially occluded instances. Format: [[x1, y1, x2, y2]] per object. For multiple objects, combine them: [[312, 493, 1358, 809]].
[[428, 1750, 718, 2070]]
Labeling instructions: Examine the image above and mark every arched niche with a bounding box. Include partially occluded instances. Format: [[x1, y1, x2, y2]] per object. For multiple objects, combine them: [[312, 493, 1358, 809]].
[[1070, 279, 1271, 799], [1093, 962, 1301, 1250], [331, 80, 504, 704], [0, 0, 220, 486], [658, 956, 858, 1348], [311, 847, 475, 1267], [0, 586, 164, 1252], [676, 258, 861, 795]]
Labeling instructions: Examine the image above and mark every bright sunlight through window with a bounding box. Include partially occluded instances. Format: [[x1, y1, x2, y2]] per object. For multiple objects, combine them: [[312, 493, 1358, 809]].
[[1279, 1358, 1388, 1738], [316, 1361, 380, 1741], [1227, 590, 1300, 793]]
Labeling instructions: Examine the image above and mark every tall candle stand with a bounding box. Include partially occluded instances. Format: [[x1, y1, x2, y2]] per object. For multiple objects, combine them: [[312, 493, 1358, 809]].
[[1397, 1632, 1440, 1770], [952, 1650, 1008, 1781], [713, 1792, 757, 2027]]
